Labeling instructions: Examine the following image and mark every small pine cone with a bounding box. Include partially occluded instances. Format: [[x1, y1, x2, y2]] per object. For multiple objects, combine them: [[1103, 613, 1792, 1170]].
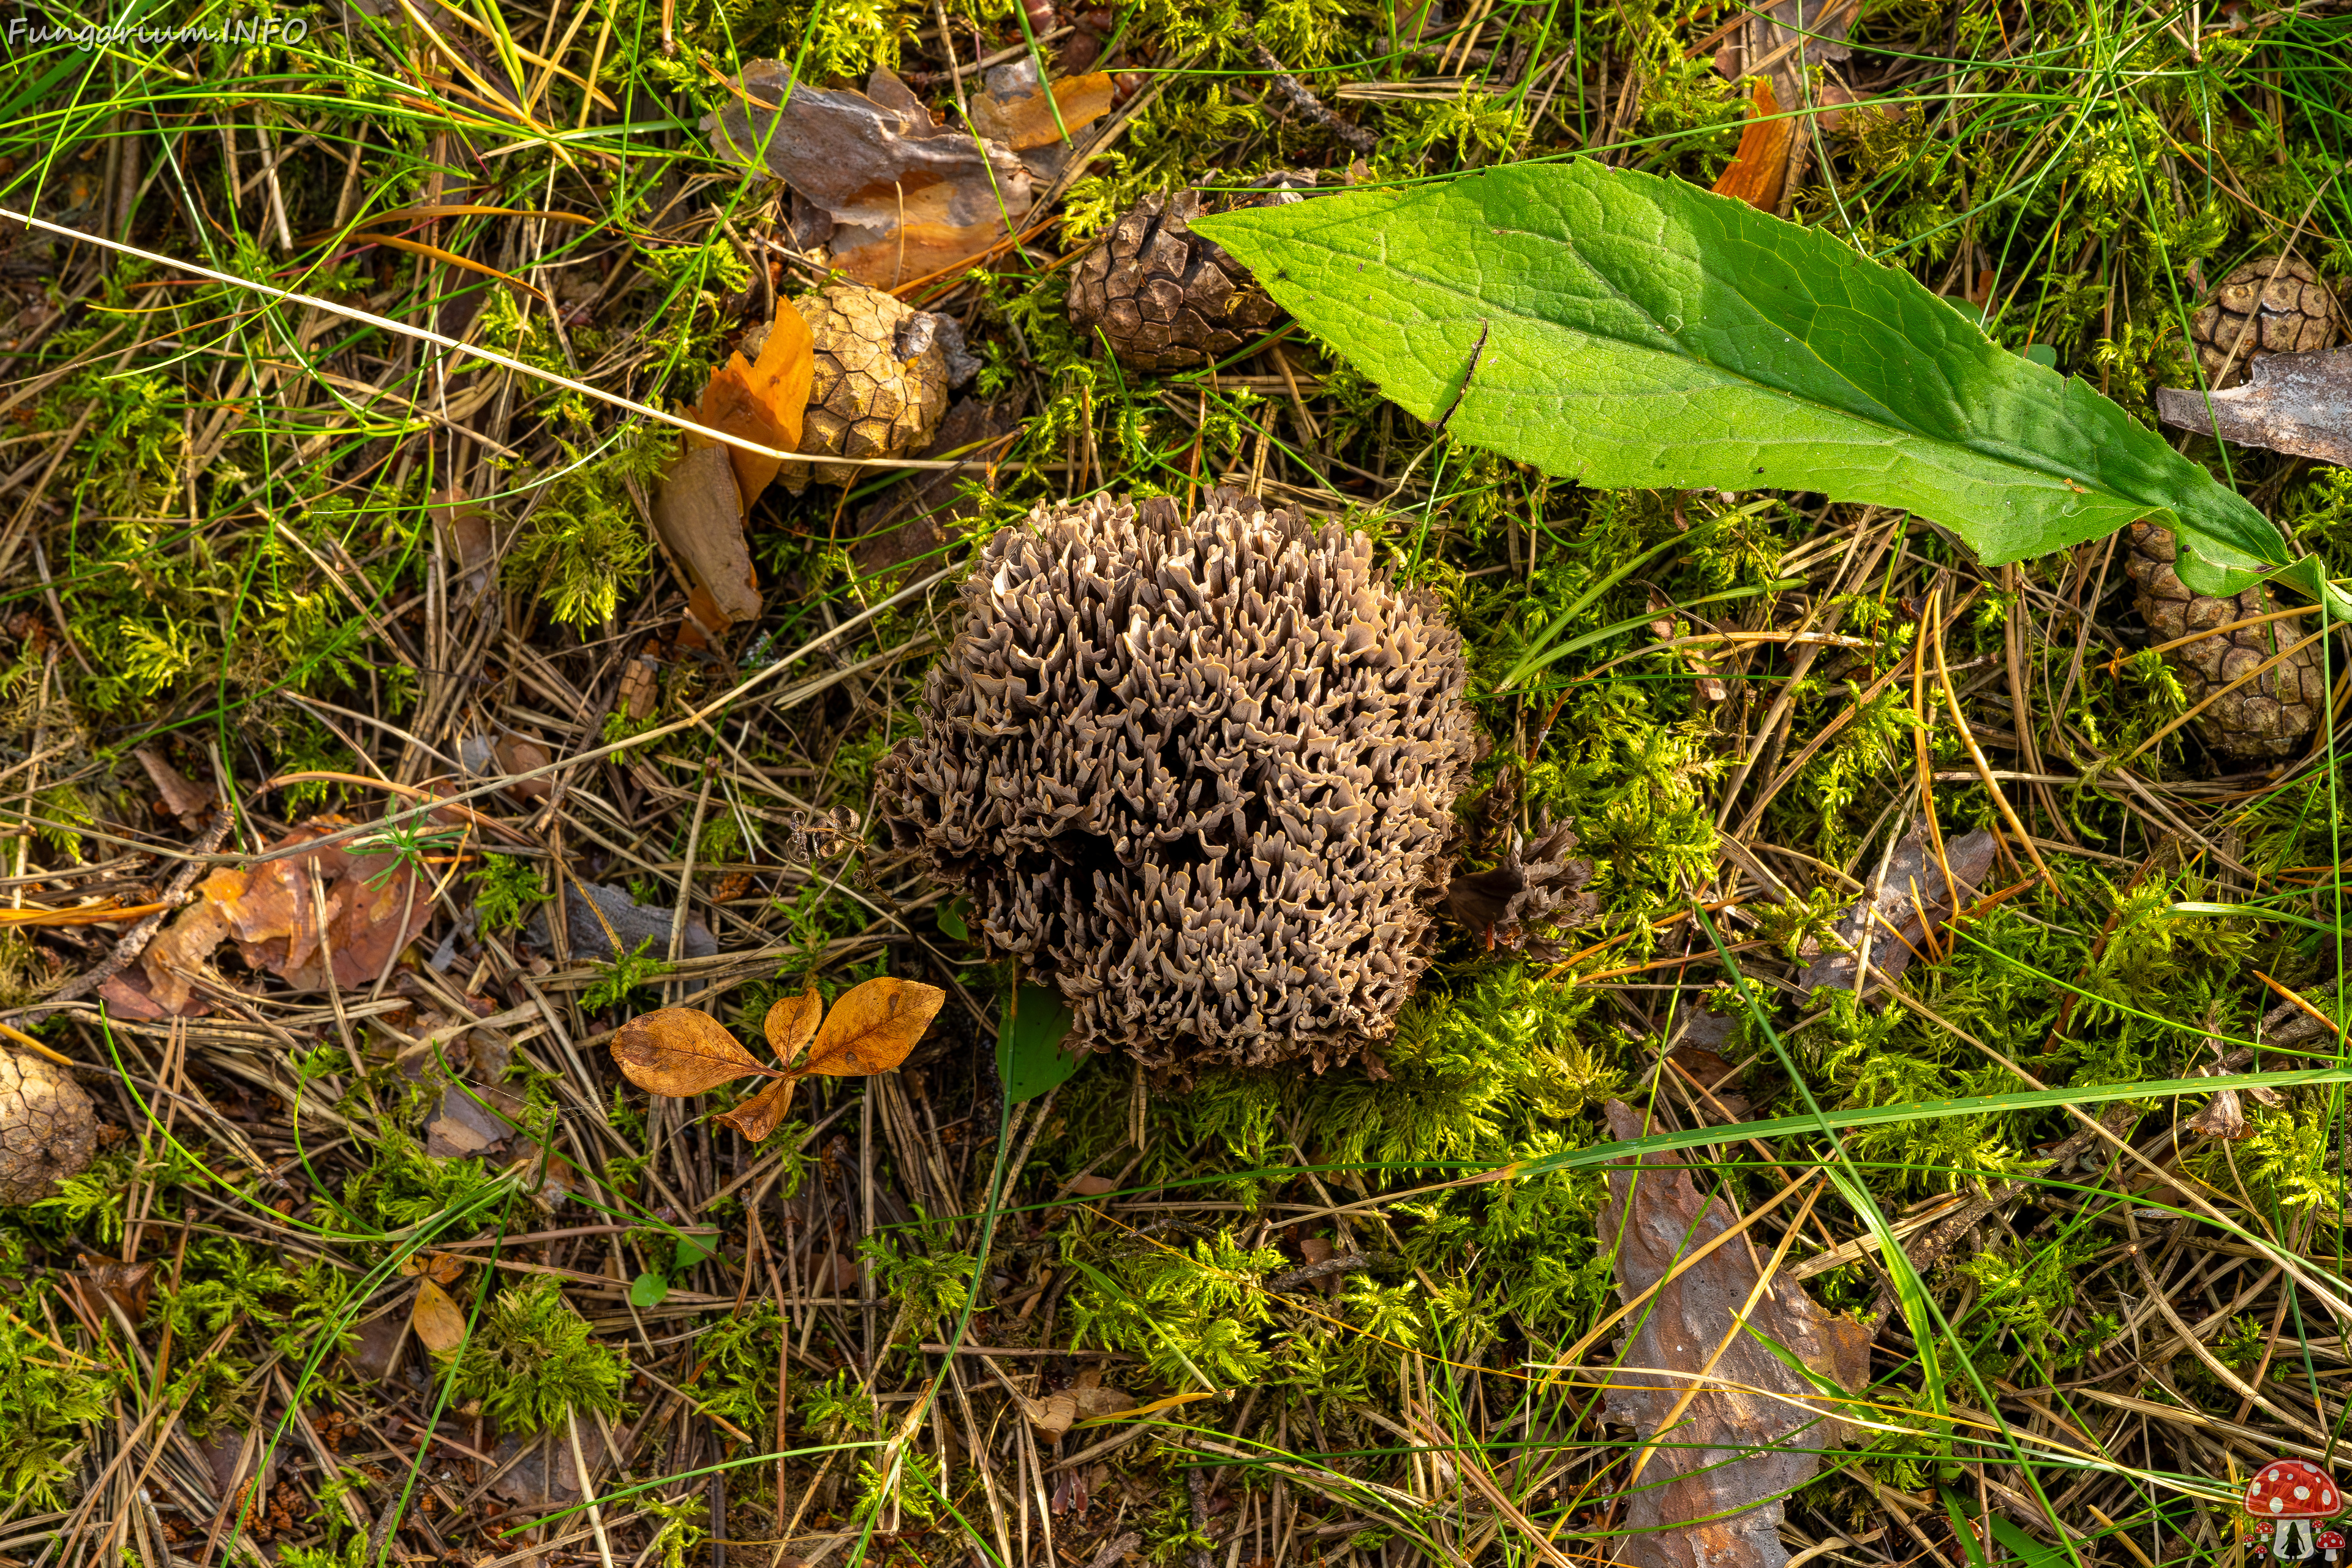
[[2123, 520, 2324, 763], [1068, 183, 1305, 372], [0, 1049, 96, 1205], [785, 284, 951, 490], [2188, 255, 2340, 389]]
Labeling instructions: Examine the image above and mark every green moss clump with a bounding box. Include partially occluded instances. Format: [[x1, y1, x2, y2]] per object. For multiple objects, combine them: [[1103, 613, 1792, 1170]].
[[0, 1298, 123, 1510], [449, 1278, 630, 1433]]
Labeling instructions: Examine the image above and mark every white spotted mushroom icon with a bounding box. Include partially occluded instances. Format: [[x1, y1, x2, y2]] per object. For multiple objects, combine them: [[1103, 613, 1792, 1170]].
[[2248, 1459, 2342, 1562], [2320, 1531, 2345, 1564]]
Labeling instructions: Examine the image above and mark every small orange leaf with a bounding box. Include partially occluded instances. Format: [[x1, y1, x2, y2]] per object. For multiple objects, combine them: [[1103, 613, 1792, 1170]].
[[410, 1278, 470, 1355], [764, 990, 824, 1065], [714, 1076, 797, 1141], [800, 976, 945, 1078], [1711, 78, 1793, 213], [747, 306, 813, 455], [698, 354, 793, 509], [612, 1007, 765, 1096]]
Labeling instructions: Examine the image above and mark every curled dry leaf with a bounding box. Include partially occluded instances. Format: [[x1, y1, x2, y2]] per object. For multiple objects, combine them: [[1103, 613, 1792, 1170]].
[[800, 976, 946, 1077], [713, 1076, 797, 1142], [970, 70, 1117, 153], [611, 1007, 765, 1095], [410, 1278, 470, 1356], [764, 989, 824, 1063]]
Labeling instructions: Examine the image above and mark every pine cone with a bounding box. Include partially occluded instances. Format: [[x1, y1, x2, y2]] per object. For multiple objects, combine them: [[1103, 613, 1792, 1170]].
[[1445, 820, 1599, 962], [0, 1049, 96, 1205], [2123, 520, 2323, 763], [785, 284, 951, 489], [1068, 183, 1306, 372], [2189, 256, 2339, 388]]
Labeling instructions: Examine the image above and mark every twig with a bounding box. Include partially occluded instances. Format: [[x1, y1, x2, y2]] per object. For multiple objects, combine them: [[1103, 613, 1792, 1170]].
[[1250, 41, 1381, 154]]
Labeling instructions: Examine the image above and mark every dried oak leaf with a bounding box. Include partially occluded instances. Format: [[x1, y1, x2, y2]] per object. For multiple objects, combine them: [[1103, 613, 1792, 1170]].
[[1796, 821, 1998, 992], [704, 64, 1033, 288], [611, 1008, 765, 1096], [1600, 1099, 1871, 1568], [1444, 818, 1598, 960], [877, 489, 1479, 1076]]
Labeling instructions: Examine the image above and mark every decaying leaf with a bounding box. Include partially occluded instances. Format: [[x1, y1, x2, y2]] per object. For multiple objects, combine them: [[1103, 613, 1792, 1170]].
[[651, 443, 764, 638], [99, 814, 439, 1020], [764, 990, 824, 1061], [799, 976, 945, 1077], [699, 305, 815, 506], [1599, 1100, 1871, 1568], [131, 744, 212, 827], [527, 878, 715, 962], [2187, 1087, 2250, 1139], [620, 978, 940, 1131], [704, 63, 1033, 288], [75, 1254, 156, 1321], [1796, 823, 1999, 992], [611, 1008, 766, 1095], [970, 69, 1116, 153], [2155, 344, 2352, 465], [713, 1075, 797, 1141], [397, 1251, 468, 1286], [410, 1278, 470, 1355], [1710, 78, 1793, 213]]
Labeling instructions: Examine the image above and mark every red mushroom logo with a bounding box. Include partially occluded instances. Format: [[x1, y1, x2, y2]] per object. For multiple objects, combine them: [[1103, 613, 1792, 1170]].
[[2248, 1460, 2342, 1561], [2318, 1531, 2345, 1564]]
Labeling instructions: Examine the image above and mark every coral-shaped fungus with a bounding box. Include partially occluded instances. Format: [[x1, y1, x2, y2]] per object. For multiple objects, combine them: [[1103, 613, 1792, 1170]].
[[878, 490, 1479, 1076]]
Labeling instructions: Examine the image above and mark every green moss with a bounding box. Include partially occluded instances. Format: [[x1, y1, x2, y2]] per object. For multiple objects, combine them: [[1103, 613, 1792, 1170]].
[[0, 1297, 123, 1510], [502, 431, 666, 630], [448, 1278, 630, 1434]]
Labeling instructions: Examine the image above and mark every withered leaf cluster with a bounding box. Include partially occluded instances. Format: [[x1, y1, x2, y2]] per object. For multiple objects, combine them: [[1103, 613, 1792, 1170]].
[[877, 489, 1479, 1076]]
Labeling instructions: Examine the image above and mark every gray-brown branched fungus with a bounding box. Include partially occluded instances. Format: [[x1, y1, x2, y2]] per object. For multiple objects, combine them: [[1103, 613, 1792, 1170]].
[[878, 489, 1479, 1076]]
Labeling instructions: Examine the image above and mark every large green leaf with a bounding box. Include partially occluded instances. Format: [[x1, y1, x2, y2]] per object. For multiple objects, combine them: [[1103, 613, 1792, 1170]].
[[1194, 160, 2313, 600]]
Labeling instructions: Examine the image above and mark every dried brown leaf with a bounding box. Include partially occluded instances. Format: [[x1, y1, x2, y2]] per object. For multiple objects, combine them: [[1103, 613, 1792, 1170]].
[[800, 976, 944, 1077], [410, 1278, 470, 1355], [1600, 1100, 1871, 1568], [1027, 1391, 1078, 1439], [703, 64, 1034, 288], [713, 1076, 797, 1142], [970, 71, 1117, 151], [698, 353, 793, 508], [611, 1007, 765, 1096], [1796, 820, 1999, 992], [764, 989, 824, 1063], [650, 442, 761, 636], [131, 744, 211, 825], [75, 1254, 155, 1321]]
